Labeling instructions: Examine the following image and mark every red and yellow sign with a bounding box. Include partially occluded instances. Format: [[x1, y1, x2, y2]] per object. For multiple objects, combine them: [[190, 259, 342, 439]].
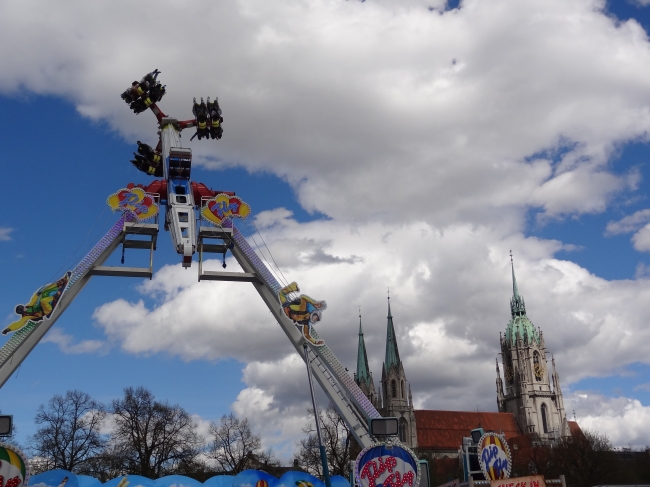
[[201, 194, 251, 225], [107, 184, 159, 220], [478, 432, 512, 480], [491, 475, 545, 487]]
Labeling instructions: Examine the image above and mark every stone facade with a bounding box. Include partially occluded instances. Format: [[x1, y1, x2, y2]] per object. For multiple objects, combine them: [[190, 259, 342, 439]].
[[353, 262, 571, 452], [353, 299, 417, 448], [496, 260, 569, 441]]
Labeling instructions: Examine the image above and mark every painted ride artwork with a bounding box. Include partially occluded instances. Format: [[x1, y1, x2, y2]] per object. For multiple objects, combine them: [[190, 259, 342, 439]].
[[2, 272, 71, 336], [477, 432, 512, 480], [0, 443, 29, 487], [279, 282, 327, 346], [201, 194, 251, 226], [107, 185, 160, 220], [355, 443, 419, 487]]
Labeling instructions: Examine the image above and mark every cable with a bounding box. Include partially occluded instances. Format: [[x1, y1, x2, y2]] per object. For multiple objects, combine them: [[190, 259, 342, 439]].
[[251, 220, 290, 287], [249, 230, 287, 288], [46, 205, 110, 283]]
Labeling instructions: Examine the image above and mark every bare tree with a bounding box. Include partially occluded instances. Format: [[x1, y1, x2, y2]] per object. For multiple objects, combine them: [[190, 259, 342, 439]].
[[550, 429, 618, 487], [295, 405, 351, 478], [208, 413, 277, 474], [27, 390, 106, 474], [109, 386, 203, 478]]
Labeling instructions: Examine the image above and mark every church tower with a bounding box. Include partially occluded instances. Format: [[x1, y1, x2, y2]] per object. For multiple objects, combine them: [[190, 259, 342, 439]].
[[354, 309, 380, 410], [380, 296, 417, 448], [497, 257, 569, 441]]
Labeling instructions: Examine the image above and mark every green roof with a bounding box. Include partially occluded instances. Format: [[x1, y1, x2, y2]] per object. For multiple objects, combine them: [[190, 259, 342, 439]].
[[384, 298, 401, 370], [356, 316, 372, 388], [505, 314, 539, 345], [505, 261, 539, 345]]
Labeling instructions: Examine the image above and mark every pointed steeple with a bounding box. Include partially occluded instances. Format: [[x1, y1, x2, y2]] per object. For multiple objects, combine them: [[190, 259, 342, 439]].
[[356, 307, 372, 388], [384, 293, 401, 371], [510, 251, 527, 317]]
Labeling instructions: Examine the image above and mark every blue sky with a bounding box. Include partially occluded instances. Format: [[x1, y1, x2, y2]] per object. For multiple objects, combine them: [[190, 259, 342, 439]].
[[3, 0, 650, 456]]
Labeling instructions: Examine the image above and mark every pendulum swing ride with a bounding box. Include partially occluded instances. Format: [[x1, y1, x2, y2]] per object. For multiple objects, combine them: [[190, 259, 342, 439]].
[[0, 70, 385, 450]]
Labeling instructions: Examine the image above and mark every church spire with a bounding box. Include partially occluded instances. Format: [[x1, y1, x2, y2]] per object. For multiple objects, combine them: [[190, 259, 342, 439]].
[[510, 251, 526, 317], [356, 307, 372, 388], [385, 292, 401, 370]]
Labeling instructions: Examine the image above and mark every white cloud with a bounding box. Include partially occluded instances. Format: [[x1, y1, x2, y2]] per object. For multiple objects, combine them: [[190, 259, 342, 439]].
[[567, 392, 650, 449], [606, 209, 650, 235], [42, 328, 105, 354], [0, 227, 12, 241], [1, 0, 650, 228], [6, 0, 650, 453], [92, 214, 650, 450], [606, 211, 650, 254], [632, 223, 650, 252]]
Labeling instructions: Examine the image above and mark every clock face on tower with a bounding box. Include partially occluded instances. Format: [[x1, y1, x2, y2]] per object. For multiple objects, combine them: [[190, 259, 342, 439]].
[[534, 363, 544, 381]]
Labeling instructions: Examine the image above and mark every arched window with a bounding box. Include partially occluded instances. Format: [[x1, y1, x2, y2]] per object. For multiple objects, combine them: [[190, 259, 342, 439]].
[[399, 418, 408, 443], [401, 380, 405, 399], [541, 403, 549, 434], [391, 380, 397, 398]]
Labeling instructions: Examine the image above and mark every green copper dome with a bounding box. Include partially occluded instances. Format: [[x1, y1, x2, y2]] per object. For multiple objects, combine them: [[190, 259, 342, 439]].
[[505, 314, 539, 345], [505, 257, 539, 345]]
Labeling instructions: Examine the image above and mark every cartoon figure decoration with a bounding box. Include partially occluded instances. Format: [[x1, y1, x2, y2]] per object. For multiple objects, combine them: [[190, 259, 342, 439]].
[[477, 432, 512, 480], [355, 443, 419, 487], [2, 272, 71, 336], [201, 194, 251, 226], [0, 442, 29, 487], [279, 282, 327, 346], [107, 184, 159, 221]]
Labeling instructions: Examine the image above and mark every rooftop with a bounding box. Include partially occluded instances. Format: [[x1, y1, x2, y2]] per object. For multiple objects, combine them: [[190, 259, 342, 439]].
[[415, 410, 522, 450]]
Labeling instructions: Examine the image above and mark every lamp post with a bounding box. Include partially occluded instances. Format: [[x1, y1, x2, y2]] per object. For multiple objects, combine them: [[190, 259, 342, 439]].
[[304, 344, 332, 487]]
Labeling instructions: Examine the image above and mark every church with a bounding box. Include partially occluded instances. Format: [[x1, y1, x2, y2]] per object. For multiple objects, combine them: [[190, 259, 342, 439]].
[[353, 259, 577, 460]]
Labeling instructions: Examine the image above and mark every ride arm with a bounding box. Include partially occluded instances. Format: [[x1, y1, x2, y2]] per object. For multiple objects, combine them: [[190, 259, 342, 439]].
[[0, 213, 136, 388], [178, 119, 198, 130], [149, 103, 167, 124], [227, 225, 380, 449]]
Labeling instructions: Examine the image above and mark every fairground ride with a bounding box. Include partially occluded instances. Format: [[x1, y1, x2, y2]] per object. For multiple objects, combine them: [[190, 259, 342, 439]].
[[0, 71, 385, 449]]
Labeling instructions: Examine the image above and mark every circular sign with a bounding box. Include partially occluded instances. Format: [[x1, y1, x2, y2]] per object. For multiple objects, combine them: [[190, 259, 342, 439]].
[[477, 433, 512, 480], [355, 443, 419, 487], [0, 443, 29, 487]]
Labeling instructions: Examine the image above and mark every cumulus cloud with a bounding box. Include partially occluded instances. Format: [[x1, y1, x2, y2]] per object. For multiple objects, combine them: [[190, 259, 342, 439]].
[[607, 210, 650, 253], [94, 214, 650, 436], [605, 209, 650, 235], [567, 391, 650, 449], [233, 363, 312, 458], [6, 0, 650, 453], [1, 0, 650, 228], [632, 223, 650, 252], [42, 328, 105, 355]]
